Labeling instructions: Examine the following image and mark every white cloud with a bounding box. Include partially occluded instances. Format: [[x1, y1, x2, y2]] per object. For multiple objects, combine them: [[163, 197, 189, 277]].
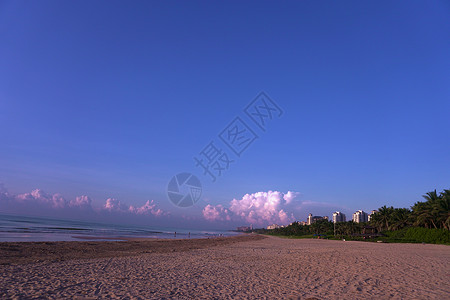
[[104, 198, 166, 216], [283, 191, 300, 204], [69, 195, 92, 208], [0, 184, 166, 218], [16, 189, 67, 208], [202, 204, 231, 221], [103, 198, 127, 212], [203, 191, 299, 226], [229, 191, 295, 225], [129, 200, 164, 216]]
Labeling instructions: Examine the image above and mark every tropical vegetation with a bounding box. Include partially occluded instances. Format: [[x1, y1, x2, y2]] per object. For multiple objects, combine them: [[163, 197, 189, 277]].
[[255, 189, 450, 244]]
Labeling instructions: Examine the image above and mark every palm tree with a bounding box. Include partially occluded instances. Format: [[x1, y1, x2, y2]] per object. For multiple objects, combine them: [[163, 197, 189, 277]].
[[415, 189, 442, 229], [435, 190, 450, 230], [369, 212, 383, 232], [412, 201, 434, 228], [334, 222, 345, 237], [342, 222, 352, 236], [347, 221, 360, 235], [376, 206, 394, 231], [389, 208, 411, 230]]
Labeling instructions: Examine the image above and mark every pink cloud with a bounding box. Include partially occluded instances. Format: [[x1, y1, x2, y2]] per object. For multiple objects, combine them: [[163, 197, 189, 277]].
[[229, 191, 295, 226], [0, 185, 166, 218], [202, 204, 231, 221], [202, 191, 299, 226], [102, 198, 166, 217], [16, 189, 67, 208], [69, 195, 92, 208], [103, 198, 126, 212], [283, 191, 300, 204], [128, 200, 165, 217]]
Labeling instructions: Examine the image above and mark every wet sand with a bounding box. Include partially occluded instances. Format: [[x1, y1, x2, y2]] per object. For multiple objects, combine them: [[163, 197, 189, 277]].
[[0, 235, 448, 299], [0, 234, 261, 265]]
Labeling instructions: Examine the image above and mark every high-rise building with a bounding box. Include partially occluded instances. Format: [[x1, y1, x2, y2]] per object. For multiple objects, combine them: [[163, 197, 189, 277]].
[[352, 210, 369, 223], [307, 213, 329, 225], [368, 210, 378, 222], [332, 211, 346, 223], [307, 213, 312, 225]]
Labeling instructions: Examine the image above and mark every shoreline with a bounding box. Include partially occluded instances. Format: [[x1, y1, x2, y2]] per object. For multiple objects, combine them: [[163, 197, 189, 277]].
[[0, 233, 264, 265]]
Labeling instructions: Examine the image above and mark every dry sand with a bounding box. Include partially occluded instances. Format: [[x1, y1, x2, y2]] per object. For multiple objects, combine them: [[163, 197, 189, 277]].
[[0, 235, 449, 299]]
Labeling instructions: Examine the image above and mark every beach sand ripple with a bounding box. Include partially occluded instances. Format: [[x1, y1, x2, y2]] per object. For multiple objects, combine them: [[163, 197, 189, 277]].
[[0, 235, 449, 299]]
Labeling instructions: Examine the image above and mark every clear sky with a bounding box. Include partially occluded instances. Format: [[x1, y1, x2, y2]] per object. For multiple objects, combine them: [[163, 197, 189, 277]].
[[0, 1, 449, 229]]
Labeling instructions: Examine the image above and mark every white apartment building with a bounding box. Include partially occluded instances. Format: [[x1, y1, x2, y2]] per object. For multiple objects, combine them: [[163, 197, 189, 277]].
[[332, 211, 346, 223], [352, 210, 369, 223], [368, 210, 378, 221], [307, 213, 328, 225]]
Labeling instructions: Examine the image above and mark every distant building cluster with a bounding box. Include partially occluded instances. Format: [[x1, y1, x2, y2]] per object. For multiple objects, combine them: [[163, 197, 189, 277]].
[[296, 221, 307, 226], [262, 209, 379, 230], [307, 213, 328, 225], [267, 224, 281, 230], [338, 210, 379, 223], [350, 210, 378, 223]]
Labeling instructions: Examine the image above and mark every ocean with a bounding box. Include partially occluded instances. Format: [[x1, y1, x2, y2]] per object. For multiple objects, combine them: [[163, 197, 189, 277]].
[[0, 213, 238, 242]]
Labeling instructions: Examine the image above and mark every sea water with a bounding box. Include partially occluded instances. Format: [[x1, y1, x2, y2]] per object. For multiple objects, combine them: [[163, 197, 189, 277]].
[[0, 213, 238, 242]]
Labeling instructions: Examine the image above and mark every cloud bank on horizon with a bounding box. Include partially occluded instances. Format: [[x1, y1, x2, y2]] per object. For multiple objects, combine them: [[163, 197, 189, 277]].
[[1, 184, 343, 227], [0, 185, 166, 218], [202, 190, 301, 226]]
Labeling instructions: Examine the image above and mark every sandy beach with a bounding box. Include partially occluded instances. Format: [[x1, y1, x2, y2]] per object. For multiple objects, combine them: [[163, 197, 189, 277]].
[[0, 235, 449, 299]]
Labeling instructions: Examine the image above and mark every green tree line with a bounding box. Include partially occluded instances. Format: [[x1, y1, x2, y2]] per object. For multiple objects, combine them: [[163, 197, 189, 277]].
[[256, 189, 449, 244], [370, 189, 450, 231]]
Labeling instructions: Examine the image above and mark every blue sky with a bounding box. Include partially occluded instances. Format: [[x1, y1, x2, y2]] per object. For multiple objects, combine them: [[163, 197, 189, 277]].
[[0, 1, 449, 228]]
